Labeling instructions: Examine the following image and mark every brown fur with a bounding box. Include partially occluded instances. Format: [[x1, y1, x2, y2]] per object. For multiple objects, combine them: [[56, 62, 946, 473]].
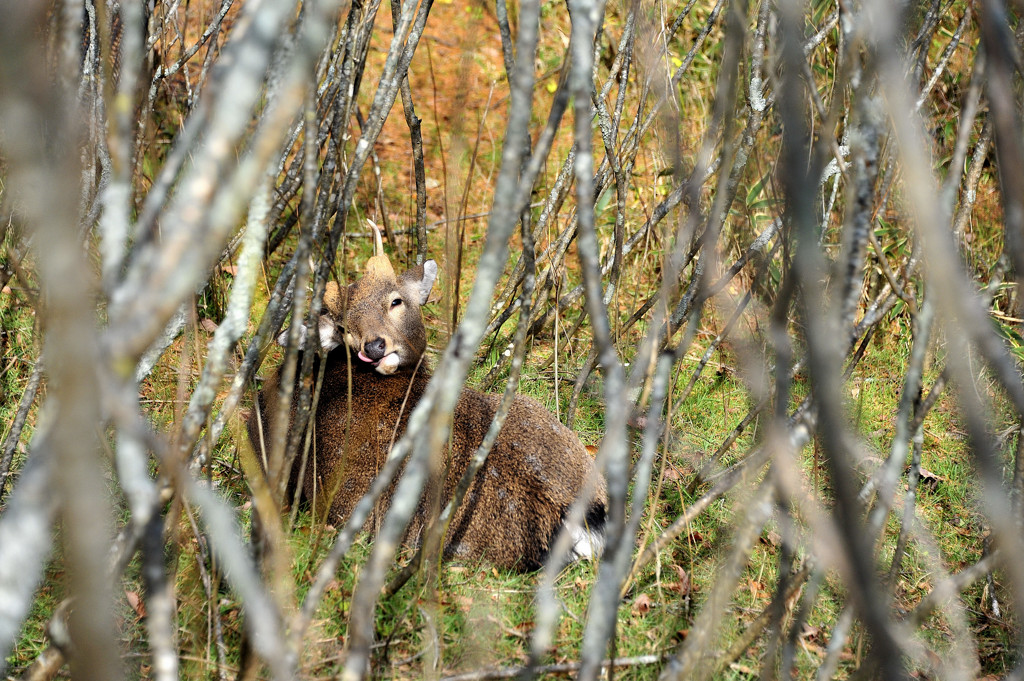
[[248, 258, 606, 572]]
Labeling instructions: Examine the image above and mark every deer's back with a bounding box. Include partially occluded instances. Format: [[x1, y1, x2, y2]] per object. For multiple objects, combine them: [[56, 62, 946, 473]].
[[253, 348, 606, 571], [445, 389, 605, 569]]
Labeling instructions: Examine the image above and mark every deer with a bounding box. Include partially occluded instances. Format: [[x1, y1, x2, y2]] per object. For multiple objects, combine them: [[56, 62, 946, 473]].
[[247, 234, 607, 572]]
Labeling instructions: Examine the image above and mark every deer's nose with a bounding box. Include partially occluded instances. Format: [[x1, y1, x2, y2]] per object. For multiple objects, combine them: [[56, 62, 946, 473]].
[[363, 337, 387, 361]]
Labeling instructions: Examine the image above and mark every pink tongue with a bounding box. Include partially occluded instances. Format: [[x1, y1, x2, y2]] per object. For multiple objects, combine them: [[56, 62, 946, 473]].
[[358, 350, 377, 364]]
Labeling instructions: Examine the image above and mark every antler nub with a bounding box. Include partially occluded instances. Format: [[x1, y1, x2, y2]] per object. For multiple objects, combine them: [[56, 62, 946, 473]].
[[367, 219, 384, 257], [364, 219, 395, 278]]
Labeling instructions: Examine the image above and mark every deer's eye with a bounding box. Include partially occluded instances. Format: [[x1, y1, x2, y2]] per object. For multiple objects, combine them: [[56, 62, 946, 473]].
[[391, 297, 403, 308]]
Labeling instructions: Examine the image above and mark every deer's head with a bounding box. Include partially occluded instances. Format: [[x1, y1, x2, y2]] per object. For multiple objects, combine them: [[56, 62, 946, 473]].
[[317, 228, 437, 375]]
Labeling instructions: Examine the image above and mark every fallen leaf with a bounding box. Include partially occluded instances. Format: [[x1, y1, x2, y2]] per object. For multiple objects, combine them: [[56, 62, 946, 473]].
[[631, 593, 653, 616], [200, 318, 219, 333], [512, 619, 534, 637], [917, 466, 945, 488], [672, 565, 691, 596], [800, 640, 825, 657], [125, 590, 146, 618]]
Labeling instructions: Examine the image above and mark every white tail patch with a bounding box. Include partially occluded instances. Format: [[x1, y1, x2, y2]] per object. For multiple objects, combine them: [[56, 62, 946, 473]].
[[570, 524, 605, 561]]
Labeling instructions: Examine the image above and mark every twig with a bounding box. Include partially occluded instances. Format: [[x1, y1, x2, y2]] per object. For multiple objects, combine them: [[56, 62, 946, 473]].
[[0, 359, 43, 503], [440, 654, 663, 681]]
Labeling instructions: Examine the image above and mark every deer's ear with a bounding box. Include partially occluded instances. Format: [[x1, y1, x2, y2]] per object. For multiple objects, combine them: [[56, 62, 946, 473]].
[[276, 324, 308, 349], [401, 260, 438, 305], [318, 314, 341, 351], [323, 280, 347, 317]]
